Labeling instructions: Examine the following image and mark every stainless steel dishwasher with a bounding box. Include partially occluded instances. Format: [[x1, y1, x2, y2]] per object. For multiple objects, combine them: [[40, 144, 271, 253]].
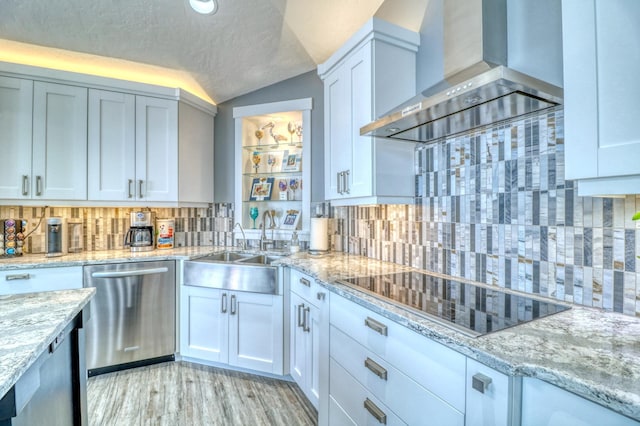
[[83, 260, 176, 376]]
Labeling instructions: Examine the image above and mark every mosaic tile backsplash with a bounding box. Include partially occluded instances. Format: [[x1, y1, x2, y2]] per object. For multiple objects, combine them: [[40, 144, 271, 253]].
[[332, 108, 640, 317], [0, 205, 232, 253]]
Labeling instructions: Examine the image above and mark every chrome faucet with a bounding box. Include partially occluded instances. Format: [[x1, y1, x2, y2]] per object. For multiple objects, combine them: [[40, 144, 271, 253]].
[[233, 222, 246, 250], [260, 210, 275, 250]]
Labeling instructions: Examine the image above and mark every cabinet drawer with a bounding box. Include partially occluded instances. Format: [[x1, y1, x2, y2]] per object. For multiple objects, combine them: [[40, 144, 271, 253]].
[[289, 268, 325, 303], [0, 266, 83, 295], [330, 292, 466, 412], [330, 357, 406, 426], [331, 325, 464, 426]]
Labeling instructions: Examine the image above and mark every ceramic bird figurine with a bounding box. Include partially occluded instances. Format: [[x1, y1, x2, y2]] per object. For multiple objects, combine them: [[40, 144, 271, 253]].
[[261, 121, 287, 145]]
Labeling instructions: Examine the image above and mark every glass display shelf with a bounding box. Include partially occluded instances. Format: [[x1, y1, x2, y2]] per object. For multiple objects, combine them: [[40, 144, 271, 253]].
[[242, 171, 302, 177], [243, 142, 303, 152]]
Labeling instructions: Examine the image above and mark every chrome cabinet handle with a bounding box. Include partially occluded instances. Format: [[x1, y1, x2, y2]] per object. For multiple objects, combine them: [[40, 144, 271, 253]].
[[317, 292, 326, 301], [5, 273, 31, 281], [337, 171, 343, 194], [364, 357, 388, 380], [472, 373, 492, 394], [303, 306, 310, 332], [297, 304, 305, 327], [365, 317, 388, 336], [364, 398, 387, 424], [128, 179, 133, 199], [300, 277, 310, 287], [22, 175, 29, 196], [36, 175, 42, 196], [221, 293, 227, 313], [138, 180, 144, 198], [90, 267, 168, 278], [230, 294, 237, 315], [344, 170, 350, 194]]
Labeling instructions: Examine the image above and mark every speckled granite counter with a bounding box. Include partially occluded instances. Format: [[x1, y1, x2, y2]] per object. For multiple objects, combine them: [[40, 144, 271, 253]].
[[0, 247, 228, 270], [278, 252, 640, 421], [0, 288, 95, 400]]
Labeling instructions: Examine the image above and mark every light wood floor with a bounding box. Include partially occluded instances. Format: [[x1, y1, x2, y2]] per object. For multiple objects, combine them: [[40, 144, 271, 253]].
[[87, 361, 317, 426]]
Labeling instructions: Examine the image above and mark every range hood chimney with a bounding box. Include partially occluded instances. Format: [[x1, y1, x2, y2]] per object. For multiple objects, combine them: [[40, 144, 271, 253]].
[[361, 0, 562, 143]]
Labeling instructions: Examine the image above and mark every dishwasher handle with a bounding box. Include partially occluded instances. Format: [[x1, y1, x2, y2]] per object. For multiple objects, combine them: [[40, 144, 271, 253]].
[[90, 267, 169, 279]]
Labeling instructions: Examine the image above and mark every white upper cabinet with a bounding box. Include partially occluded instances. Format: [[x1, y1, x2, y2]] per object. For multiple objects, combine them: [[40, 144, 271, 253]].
[[0, 78, 88, 201], [32, 82, 88, 200], [88, 89, 136, 201], [318, 18, 419, 206], [88, 90, 215, 205], [135, 96, 179, 202], [563, 0, 640, 195], [0, 76, 33, 199]]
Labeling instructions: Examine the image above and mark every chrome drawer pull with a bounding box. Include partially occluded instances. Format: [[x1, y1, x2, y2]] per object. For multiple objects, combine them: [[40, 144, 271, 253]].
[[364, 398, 387, 424], [472, 373, 492, 394], [364, 357, 388, 381], [303, 306, 310, 332], [297, 304, 305, 327], [221, 293, 227, 313], [230, 294, 237, 315], [365, 317, 388, 336], [6, 273, 31, 281], [299, 277, 311, 287]]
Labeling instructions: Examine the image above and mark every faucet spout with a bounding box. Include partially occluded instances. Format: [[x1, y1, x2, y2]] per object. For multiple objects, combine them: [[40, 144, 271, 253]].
[[233, 222, 246, 250], [260, 211, 275, 250]]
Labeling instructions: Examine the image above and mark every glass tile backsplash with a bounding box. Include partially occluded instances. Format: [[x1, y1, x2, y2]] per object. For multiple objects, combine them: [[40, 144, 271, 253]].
[[331, 108, 640, 317]]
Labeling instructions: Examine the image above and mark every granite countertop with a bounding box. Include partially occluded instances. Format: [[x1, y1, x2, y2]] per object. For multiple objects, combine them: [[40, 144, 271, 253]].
[[0, 288, 96, 400], [278, 252, 640, 421], [0, 247, 228, 270]]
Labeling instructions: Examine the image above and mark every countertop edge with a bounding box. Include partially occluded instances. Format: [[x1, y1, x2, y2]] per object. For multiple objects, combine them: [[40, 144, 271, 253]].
[[0, 287, 96, 400]]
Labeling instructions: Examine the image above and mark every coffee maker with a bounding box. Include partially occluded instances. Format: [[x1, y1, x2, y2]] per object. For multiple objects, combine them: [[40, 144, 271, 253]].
[[124, 211, 155, 252]]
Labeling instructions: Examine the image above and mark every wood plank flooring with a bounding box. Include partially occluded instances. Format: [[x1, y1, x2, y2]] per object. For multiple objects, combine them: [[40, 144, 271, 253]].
[[88, 361, 317, 426]]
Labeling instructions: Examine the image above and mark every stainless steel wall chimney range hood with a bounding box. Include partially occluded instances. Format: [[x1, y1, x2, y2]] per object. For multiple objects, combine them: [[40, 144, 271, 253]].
[[361, 0, 563, 143]]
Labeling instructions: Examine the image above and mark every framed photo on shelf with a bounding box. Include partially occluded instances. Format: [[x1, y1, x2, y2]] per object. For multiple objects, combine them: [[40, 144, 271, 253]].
[[249, 177, 274, 201], [281, 149, 301, 172], [280, 209, 301, 230]]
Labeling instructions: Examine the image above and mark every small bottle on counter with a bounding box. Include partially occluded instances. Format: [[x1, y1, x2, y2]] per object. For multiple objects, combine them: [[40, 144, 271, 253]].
[[290, 231, 300, 253]]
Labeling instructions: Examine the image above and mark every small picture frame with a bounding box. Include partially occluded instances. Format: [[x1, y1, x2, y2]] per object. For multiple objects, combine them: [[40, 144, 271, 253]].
[[280, 209, 301, 230], [281, 149, 301, 172], [249, 177, 274, 201]]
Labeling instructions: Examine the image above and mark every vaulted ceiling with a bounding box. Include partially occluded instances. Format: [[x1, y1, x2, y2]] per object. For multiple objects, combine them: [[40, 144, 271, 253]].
[[0, 0, 429, 104]]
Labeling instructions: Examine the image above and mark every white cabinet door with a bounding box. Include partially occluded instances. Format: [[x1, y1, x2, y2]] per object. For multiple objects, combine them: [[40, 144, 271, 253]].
[[32, 82, 87, 200], [324, 69, 350, 200], [228, 292, 283, 375], [465, 358, 516, 426], [180, 286, 229, 363], [0, 76, 32, 199], [88, 89, 136, 201], [563, 0, 640, 195], [347, 46, 374, 199], [521, 378, 639, 426], [0, 266, 82, 295], [290, 292, 308, 386], [135, 96, 178, 202]]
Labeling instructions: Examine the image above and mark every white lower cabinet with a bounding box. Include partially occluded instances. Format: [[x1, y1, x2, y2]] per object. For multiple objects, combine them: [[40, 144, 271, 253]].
[[329, 292, 466, 425], [288, 269, 329, 420], [180, 285, 283, 375], [465, 358, 519, 426], [0, 266, 83, 295], [521, 378, 640, 426]]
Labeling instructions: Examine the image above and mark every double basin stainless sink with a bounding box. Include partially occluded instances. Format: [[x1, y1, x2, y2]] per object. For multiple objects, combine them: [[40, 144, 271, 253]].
[[183, 252, 282, 295]]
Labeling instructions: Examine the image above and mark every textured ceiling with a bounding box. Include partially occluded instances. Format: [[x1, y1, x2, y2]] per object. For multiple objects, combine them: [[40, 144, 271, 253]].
[[0, 0, 428, 103]]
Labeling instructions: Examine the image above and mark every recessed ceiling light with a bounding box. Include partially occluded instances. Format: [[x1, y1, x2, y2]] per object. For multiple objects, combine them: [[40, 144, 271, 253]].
[[189, 0, 218, 15]]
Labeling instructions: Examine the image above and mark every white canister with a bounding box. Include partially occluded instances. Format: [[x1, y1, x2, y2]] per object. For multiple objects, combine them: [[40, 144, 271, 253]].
[[156, 219, 175, 249]]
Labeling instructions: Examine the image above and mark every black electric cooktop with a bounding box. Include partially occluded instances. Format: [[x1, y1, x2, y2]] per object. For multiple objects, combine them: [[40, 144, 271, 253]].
[[339, 271, 570, 337]]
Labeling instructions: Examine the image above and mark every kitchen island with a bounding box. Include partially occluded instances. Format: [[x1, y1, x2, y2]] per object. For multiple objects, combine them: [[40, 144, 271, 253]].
[[0, 288, 95, 426]]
